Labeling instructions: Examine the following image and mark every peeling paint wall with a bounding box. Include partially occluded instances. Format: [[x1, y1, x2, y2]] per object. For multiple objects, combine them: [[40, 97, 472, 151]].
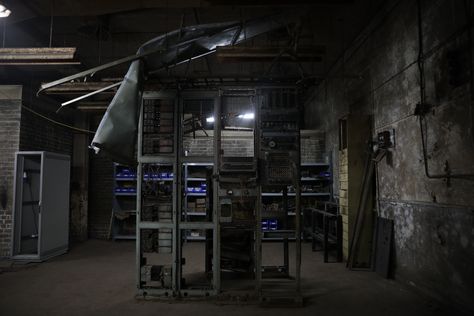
[[304, 0, 474, 312]]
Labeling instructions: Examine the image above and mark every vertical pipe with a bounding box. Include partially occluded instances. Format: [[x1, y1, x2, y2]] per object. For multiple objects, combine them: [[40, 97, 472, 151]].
[[49, 0, 54, 48], [135, 98, 144, 292], [295, 97, 302, 292], [175, 92, 183, 294], [323, 215, 329, 263], [213, 92, 222, 293], [295, 179, 301, 292], [255, 93, 262, 294]]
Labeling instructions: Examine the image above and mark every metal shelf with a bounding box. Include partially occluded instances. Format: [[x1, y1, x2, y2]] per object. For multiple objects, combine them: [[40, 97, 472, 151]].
[[186, 212, 207, 216], [301, 177, 330, 181], [186, 192, 207, 196], [114, 234, 136, 240], [261, 192, 330, 197], [187, 177, 206, 181], [117, 177, 173, 181], [183, 162, 213, 166], [115, 192, 137, 196], [301, 162, 329, 167], [186, 236, 206, 241]]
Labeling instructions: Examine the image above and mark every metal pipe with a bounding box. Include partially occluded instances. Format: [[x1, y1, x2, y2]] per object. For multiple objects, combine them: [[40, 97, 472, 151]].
[[416, 0, 474, 181], [37, 48, 163, 95], [58, 81, 122, 111]]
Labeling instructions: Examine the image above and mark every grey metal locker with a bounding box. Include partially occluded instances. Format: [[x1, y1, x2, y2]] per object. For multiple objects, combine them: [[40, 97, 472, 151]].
[[11, 151, 70, 262]]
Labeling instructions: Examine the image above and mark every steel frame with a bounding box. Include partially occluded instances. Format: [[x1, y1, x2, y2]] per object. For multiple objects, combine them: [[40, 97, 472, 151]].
[[136, 85, 301, 301]]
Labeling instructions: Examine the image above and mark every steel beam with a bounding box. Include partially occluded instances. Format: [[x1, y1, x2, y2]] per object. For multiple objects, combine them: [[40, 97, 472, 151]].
[[42, 82, 120, 95], [37, 47, 165, 95], [216, 46, 325, 62], [76, 102, 109, 111]]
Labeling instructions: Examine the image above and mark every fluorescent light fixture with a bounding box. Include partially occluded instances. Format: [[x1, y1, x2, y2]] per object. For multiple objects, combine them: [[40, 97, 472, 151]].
[[238, 113, 254, 120], [0, 4, 11, 18], [206, 116, 215, 123]]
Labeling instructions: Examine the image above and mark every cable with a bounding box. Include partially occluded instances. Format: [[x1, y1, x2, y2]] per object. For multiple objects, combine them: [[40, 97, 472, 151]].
[[22, 105, 96, 134]]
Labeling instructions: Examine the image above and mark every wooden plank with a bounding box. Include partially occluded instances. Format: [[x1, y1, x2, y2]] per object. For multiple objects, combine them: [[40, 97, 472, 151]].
[[0, 47, 79, 65], [375, 217, 394, 278], [0, 47, 76, 60]]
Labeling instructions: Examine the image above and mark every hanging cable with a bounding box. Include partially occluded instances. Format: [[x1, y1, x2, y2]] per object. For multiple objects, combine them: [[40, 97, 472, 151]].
[[22, 105, 95, 134], [49, 0, 54, 47]]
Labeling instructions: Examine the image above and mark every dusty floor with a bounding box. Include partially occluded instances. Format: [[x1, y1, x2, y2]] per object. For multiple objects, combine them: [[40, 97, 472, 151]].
[[0, 240, 465, 316]]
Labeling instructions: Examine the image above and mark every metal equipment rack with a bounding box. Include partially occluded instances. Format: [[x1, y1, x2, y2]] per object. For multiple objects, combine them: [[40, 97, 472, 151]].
[[255, 87, 302, 305], [136, 87, 302, 303]]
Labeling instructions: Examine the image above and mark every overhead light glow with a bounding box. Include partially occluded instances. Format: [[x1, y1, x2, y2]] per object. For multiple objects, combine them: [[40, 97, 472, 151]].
[[238, 113, 254, 120], [206, 116, 215, 123], [0, 4, 11, 18]]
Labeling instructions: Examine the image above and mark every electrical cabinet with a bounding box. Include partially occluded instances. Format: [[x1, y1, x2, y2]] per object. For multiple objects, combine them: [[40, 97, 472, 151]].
[[11, 151, 70, 262]]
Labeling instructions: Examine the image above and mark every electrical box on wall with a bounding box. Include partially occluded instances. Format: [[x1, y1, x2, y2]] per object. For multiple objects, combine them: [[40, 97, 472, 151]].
[[377, 129, 395, 149]]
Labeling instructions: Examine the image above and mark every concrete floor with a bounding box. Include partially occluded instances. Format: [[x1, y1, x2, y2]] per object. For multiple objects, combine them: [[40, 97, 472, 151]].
[[0, 240, 464, 316]]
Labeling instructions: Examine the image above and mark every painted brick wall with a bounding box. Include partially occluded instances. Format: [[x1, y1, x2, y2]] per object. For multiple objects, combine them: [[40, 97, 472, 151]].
[[0, 86, 22, 257]]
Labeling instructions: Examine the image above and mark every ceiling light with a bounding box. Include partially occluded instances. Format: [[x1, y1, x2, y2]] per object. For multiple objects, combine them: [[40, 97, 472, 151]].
[[0, 4, 11, 18], [238, 113, 254, 120], [206, 116, 215, 123]]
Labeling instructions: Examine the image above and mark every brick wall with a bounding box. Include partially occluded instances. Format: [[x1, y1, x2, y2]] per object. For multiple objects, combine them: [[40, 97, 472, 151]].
[[304, 0, 474, 311], [0, 85, 75, 256], [0, 86, 22, 257], [19, 106, 73, 154]]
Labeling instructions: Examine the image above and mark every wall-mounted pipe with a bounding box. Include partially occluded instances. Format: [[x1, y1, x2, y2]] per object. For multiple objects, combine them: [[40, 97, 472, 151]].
[[416, 0, 474, 181]]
